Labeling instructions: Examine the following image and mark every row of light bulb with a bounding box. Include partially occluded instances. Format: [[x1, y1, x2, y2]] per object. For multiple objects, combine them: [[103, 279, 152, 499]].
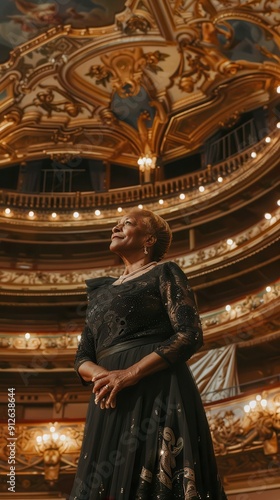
[[2, 199, 174, 219], [249, 122, 280, 158], [23, 281, 276, 343], [2, 120, 280, 220], [36, 425, 66, 444], [224, 286, 275, 313], [2, 122, 280, 220], [3, 197, 280, 220]]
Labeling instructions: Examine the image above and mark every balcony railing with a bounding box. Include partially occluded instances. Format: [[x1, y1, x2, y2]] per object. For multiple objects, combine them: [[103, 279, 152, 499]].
[[1, 129, 277, 211]]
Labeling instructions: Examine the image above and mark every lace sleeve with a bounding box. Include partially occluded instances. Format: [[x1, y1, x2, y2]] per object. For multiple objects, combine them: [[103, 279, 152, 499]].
[[74, 323, 96, 386], [154, 262, 203, 365]]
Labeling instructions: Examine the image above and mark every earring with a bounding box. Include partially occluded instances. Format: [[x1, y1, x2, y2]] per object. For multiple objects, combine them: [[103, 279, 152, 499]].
[[144, 246, 148, 255]]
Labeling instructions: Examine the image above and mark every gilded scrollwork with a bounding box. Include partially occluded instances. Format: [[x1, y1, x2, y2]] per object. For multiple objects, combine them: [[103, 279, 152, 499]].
[[116, 8, 152, 36], [1, 109, 22, 128], [100, 48, 146, 97], [27, 84, 93, 118], [0, 278, 278, 352], [86, 64, 113, 87], [0, 392, 279, 483], [174, 207, 280, 274], [86, 48, 169, 97], [0, 332, 77, 351], [178, 29, 242, 93], [119, 14, 151, 35], [174, 0, 280, 93], [0, 206, 279, 328], [0, 422, 84, 480], [170, 0, 280, 29], [207, 388, 280, 456], [51, 127, 83, 144], [99, 108, 119, 126]]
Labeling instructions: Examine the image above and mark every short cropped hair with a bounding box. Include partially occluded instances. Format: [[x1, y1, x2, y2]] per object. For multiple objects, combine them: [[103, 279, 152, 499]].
[[129, 208, 172, 261]]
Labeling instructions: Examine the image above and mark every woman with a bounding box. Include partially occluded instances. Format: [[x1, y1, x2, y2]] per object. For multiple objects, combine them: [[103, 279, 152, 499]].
[[70, 208, 227, 499]]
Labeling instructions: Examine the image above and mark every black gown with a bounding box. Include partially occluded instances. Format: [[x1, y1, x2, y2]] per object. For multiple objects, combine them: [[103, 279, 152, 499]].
[[70, 261, 227, 500]]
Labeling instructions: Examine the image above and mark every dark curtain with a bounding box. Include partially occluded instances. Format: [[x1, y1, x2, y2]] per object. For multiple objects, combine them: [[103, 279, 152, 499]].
[[18, 161, 42, 193], [88, 160, 106, 191]]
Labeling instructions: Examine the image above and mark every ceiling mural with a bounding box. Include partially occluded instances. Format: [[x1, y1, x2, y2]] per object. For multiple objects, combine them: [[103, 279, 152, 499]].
[[0, 0, 127, 62], [0, 0, 279, 170]]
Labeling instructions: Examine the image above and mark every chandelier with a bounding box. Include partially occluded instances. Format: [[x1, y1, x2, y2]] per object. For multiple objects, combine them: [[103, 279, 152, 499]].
[[137, 154, 156, 172]]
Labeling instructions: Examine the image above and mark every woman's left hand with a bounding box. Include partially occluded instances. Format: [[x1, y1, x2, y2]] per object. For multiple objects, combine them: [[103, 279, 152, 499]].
[[92, 368, 138, 409]]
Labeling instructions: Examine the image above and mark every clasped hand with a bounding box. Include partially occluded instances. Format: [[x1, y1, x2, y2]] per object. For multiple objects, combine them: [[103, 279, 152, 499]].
[[92, 368, 138, 409]]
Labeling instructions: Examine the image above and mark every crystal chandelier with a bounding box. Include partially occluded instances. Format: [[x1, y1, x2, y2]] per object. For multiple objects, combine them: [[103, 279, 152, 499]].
[[137, 154, 156, 172]]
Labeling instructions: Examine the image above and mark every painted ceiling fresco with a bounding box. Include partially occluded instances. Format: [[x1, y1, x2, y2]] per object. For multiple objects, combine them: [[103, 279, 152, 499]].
[[0, 1, 126, 62], [0, 0, 279, 170]]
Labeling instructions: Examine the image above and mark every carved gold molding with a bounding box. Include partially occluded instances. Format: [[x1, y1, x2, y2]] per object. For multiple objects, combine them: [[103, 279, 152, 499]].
[[0, 281, 279, 353], [0, 421, 84, 483], [206, 385, 280, 457], [0, 0, 279, 169], [0, 207, 279, 291], [0, 385, 279, 485]]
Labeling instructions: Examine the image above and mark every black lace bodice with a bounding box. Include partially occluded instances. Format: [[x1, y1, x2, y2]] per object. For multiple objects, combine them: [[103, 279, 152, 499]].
[[74, 261, 203, 372]]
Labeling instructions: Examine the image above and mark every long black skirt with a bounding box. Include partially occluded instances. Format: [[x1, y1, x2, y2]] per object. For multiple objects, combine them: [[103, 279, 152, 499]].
[[70, 343, 227, 499]]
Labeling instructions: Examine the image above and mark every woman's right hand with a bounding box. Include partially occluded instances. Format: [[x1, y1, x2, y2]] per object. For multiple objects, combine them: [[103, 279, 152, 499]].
[[92, 367, 139, 409]]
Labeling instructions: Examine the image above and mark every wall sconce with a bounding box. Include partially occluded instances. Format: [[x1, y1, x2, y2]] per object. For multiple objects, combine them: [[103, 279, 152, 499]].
[[243, 394, 277, 455], [35, 424, 67, 482], [243, 394, 267, 414]]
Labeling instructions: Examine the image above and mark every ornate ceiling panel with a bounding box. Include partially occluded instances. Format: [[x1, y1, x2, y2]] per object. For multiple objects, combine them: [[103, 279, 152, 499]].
[[0, 0, 280, 168]]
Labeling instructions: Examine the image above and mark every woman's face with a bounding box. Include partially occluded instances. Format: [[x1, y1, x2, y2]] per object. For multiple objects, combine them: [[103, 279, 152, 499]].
[[109, 212, 151, 257]]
